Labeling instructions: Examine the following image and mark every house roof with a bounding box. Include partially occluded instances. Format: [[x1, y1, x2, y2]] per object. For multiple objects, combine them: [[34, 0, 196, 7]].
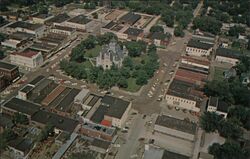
[[0, 61, 18, 71], [8, 21, 43, 30], [175, 68, 207, 84], [124, 27, 143, 36], [102, 95, 130, 119], [67, 15, 91, 24], [187, 39, 213, 50], [155, 115, 197, 135], [119, 12, 141, 24], [31, 110, 79, 133], [216, 47, 242, 59], [9, 32, 34, 41], [181, 56, 210, 66], [2, 98, 40, 116]]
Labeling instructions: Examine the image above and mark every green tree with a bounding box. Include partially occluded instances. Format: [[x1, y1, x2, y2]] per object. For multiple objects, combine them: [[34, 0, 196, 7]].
[[0, 33, 6, 42], [12, 113, 29, 125], [193, 16, 222, 35], [174, 26, 185, 37], [122, 57, 134, 70], [218, 119, 243, 139], [38, 123, 55, 142], [200, 112, 223, 132], [228, 26, 246, 37], [0, 50, 4, 59], [150, 25, 164, 33], [117, 77, 128, 88], [136, 70, 148, 85], [209, 142, 249, 159]]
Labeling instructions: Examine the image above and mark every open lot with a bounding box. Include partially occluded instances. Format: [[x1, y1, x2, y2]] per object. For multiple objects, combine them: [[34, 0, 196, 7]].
[[213, 67, 226, 81]]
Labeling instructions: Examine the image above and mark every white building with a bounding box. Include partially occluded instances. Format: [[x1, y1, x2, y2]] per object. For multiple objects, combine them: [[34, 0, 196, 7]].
[[215, 48, 241, 66], [96, 39, 128, 70], [10, 50, 43, 70], [181, 56, 210, 70], [186, 40, 213, 57], [207, 96, 229, 118], [1, 32, 34, 49]]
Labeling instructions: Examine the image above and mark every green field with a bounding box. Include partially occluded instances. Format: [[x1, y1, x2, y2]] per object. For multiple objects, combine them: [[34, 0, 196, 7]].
[[124, 78, 141, 92], [214, 67, 226, 81], [85, 45, 102, 58]]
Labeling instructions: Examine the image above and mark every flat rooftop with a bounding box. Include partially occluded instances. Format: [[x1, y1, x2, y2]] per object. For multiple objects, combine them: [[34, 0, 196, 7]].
[[32, 13, 53, 19], [187, 39, 213, 50], [29, 75, 45, 86], [67, 15, 91, 25], [52, 25, 75, 32], [0, 61, 18, 71], [91, 138, 111, 150], [124, 27, 143, 36], [82, 120, 116, 136], [31, 110, 79, 133], [9, 32, 34, 41], [216, 47, 242, 59], [8, 21, 43, 30], [12, 50, 40, 58], [119, 12, 141, 25], [20, 85, 34, 94], [55, 88, 80, 112], [3, 98, 40, 116], [45, 13, 70, 24], [162, 149, 190, 159], [155, 115, 197, 135], [102, 95, 130, 119], [167, 79, 203, 101]]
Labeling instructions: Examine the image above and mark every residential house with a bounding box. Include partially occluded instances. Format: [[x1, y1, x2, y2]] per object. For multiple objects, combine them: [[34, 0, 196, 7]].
[[215, 47, 242, 65], [207, 96, 229, 118]]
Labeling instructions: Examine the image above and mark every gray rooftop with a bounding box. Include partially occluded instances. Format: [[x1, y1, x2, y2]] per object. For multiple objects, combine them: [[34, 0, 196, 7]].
[[45, 13, 70, 25], [187, 40, 213, 50], [155, 115, 197, 135], [3, 98, 40, 116], [102, 95, 130, 119], [31, 110, 79, 133], [67, 15, 91, 24], [162, 150, 190, 159], [20, 85, 34, 94], [167, 79, 203, 101], [29, 75, 45, 86], [8, 21, 43, 30], [0, 61, 18, 71], [216, 47, 242, 59], [119, 12, 141, 25], [91, 138, 111, 150], [124, 27, 143, 36], [82, 120, 116, 136]]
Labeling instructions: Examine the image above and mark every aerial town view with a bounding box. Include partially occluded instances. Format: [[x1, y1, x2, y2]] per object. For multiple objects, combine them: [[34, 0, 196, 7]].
[[0, 0, 250, 159]]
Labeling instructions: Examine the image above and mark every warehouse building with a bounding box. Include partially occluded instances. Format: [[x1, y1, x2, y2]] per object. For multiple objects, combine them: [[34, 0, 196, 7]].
[[154, 115, 197, 141]]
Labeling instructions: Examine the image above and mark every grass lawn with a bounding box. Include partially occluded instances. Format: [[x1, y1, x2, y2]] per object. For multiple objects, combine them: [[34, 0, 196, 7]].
[[82, 60, 93, 69], [85, 45, 102, 58], [214, 67, 226, 81], [124, 78, 141, 92]]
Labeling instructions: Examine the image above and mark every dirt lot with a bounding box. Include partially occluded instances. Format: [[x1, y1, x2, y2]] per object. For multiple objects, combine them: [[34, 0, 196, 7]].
[[105, 9, 126, 21]]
